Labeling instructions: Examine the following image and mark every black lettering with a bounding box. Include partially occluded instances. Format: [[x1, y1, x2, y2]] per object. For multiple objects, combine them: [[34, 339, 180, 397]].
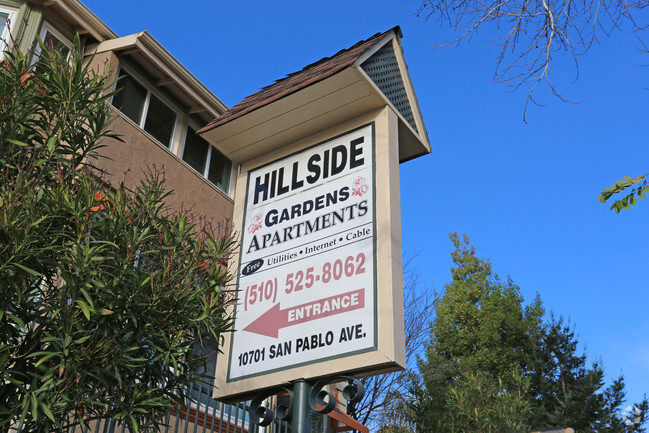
[[323, 149, 330, 179], [283, 226, 294, 241], [321, 213, 332, 229], [326, 191, 337, 206], [291, 161, 304, 190], [358, 200, 368, 217], [269, 231, 281, 247], [278, 209, 290, 224], [265, 209, 278, 227], [331, 144, 347, 175], [277, 167, 289, 195], [349, 137, 364, 168], [247, 235, 260, 253], [253, 173, 270, 205], [270, 170, 277, 199], [355, 324, 363, 339], [303, 199, 314, 215], [315, 195, 325, 210], [331, 209, 345, 225], [291, 204, 302, 219], [304, 219, 319, 234], [306, 154, 321, 184], [339, 186, 350, 201]]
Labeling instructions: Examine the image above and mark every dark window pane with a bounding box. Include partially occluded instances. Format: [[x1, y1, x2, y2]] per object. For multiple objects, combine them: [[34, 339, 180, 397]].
[[43, 30, 71, 59], [144, 94, 176, 147], [182, 127, 208, 174], [189, 337, 221, 409], [208, 148, 232, 193], [111, 70, 147, 124]]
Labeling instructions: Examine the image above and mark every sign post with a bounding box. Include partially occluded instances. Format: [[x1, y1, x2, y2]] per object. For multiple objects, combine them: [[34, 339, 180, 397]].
[[202, 27, 432, 430]]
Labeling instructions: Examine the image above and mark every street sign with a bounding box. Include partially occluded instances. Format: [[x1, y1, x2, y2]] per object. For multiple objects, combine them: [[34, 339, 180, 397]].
[[228, 123, 376, 381]]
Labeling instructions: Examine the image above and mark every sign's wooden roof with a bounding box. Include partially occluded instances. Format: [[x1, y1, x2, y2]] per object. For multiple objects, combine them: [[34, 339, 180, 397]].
[[198, 27, 401, 134]]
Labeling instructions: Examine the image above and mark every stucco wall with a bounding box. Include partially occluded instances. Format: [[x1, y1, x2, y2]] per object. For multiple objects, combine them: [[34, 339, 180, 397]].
[[91, 111, 234, 227]]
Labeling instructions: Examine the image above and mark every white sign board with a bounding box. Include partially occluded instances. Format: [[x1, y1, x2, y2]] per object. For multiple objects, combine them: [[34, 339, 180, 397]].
[[228, 124, 375, 381]]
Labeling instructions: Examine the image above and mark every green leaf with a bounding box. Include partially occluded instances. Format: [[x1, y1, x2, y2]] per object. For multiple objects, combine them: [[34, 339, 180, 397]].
[[8, 314, 25, 328], [76, 300, 91, 320], [74, 335, 92, 344], [79, 288, 94, 307], [47, 136, 58, 152], [34, 352, 59, 368], [31, 393, 38, 421], [14, 263, 41, 277], [40, 403, 56, 423]]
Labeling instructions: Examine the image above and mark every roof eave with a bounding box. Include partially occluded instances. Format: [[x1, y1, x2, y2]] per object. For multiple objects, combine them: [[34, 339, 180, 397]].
[[86, 31, 228, 119], [36, 0, 117, 42], [201, 65, 429, 164]]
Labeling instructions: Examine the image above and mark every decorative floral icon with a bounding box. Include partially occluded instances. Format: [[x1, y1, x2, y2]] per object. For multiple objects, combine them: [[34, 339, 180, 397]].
[[352, 176, 369, 196], [248, 213, 263, 234]]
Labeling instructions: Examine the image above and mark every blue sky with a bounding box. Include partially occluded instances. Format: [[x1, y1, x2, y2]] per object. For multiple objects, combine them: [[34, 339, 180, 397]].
[[83, 0, 649, 408]]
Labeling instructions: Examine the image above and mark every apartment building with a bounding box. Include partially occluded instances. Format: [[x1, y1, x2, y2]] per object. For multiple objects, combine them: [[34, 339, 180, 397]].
[[1, 1, 429, 432]]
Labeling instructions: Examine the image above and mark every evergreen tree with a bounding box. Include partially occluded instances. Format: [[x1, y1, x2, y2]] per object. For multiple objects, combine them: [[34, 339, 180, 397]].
[[411, 233, 543, 432], [528, 316, 648, 432], [406, 234, 647, 433]]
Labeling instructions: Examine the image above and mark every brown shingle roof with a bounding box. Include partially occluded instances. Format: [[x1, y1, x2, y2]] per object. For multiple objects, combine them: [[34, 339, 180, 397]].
[[198, 26, 400, 134]]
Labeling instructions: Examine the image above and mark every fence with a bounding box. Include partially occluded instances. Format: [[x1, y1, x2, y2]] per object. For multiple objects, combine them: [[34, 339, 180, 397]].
[[6, 383, 291, 433]]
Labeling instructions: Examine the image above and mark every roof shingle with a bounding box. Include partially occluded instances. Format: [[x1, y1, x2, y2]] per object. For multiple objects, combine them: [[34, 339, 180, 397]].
[[198, 26, 400, 134]]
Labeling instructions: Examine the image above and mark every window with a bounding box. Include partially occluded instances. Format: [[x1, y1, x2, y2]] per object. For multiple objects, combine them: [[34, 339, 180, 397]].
[[0, 7, 17, 55], [33, 22, 73, 61], [188, 336, 221, 410], [111, 68, 178, 149], [110, 67, 232, 195], [182, 126, 232, 194]]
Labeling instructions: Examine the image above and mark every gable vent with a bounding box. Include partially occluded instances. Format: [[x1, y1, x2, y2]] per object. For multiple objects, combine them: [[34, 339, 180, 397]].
[[361, 42, 418, 132]]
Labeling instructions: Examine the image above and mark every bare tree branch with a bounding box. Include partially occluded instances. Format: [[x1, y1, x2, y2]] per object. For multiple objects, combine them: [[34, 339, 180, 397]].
[[347, 254, 436, 431], [413, 0, 645, 120]]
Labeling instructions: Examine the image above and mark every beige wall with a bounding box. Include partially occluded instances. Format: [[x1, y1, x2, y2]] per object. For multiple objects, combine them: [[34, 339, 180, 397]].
[[82, 51, 234, 227], [92, 112, 234, 226]]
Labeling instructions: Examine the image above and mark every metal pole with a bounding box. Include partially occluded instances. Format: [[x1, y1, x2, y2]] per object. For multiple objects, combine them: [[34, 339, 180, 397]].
[[291, 380, 311, 433]]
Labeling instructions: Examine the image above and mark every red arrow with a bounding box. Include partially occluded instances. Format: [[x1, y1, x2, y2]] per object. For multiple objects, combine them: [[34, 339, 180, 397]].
[[243, 289, 365, 338]]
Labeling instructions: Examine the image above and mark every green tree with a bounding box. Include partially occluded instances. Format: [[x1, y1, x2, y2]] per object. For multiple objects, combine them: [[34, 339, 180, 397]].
[[0, 38, 235, 431], [529, 316, 648, 432], [410, 233, 543, 432], [444, 370, 531, 433], [406, 234, 647, 433]]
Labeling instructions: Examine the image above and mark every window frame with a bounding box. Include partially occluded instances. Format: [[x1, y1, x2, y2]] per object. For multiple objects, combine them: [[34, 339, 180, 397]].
[[33, 21, 74, 62], [181, 122, 234, 195], [111, 65, 180, 152], [0, 6, 17, 57], [110, 64, 234, 197]]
